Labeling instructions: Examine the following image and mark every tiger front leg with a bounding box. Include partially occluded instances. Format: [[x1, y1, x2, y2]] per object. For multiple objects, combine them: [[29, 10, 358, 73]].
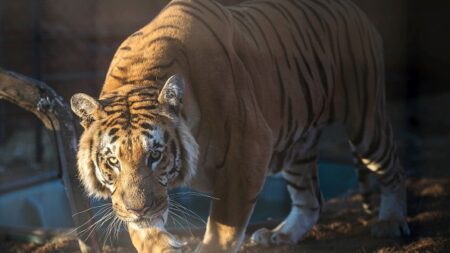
[[252, 130, 323, 246], [128, 226, 185, 253], [251, 162, 322, 246], [195, 136, 271, 253]]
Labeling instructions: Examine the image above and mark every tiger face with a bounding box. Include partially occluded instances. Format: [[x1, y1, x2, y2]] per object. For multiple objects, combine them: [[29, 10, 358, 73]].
[[71, 75, 198, 229]]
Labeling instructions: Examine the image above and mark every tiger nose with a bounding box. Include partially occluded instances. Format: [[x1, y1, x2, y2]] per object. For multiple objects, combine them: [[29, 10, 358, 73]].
[[127, 206, 151, 217]]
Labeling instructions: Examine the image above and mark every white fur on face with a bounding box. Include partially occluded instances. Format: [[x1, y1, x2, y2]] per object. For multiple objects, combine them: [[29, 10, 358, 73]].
[[141, 126, 164, 153], [90, 132, 121, 193], [141, 126, 166, 172]]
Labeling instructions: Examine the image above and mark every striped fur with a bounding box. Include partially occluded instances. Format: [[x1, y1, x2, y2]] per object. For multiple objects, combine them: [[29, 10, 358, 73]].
[[71, 0, 409, 252]]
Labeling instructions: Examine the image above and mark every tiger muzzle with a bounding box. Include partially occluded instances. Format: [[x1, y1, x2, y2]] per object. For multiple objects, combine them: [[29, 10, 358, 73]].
[[112, 171, 168, 225]]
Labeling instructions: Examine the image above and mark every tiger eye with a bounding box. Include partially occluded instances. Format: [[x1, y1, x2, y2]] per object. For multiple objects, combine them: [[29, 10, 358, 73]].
[[107, 157, 119, 166], [150, 151, 161, 160]]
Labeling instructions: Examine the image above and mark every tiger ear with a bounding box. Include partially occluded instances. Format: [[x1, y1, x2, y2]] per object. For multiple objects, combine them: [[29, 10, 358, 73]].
[[158, 74, 185, 111], [70, 93, 102, 128]]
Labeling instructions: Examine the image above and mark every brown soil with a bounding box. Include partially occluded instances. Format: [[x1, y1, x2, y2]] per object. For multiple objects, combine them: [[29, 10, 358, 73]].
[[2, 177, 448, 253]]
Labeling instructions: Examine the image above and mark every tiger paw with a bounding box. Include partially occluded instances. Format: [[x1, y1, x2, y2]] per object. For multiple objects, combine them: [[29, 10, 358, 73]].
[[371, 219, 410, 237], [129, 227, 186, 253], [251, 227, 297, 246]]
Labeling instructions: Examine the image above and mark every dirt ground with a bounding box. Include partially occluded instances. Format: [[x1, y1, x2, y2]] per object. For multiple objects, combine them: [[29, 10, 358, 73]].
[[1, 94, 449, 253], [2, 177, 448, 253]]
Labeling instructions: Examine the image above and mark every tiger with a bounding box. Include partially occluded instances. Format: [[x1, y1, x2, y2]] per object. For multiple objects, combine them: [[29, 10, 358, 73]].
[[70, 0, 410, 252]]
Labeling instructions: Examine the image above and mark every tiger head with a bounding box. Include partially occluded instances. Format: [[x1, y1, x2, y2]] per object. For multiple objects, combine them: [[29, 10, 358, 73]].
[[70, 74, 198, 229]]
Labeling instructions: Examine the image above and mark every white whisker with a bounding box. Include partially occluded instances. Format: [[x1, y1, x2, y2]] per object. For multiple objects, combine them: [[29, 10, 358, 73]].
[[170, 191, 219, 200], [72, 203, 112, 217]]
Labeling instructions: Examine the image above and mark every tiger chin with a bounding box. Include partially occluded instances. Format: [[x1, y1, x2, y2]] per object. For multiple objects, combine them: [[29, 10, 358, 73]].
[[71, 0, 409, 252]]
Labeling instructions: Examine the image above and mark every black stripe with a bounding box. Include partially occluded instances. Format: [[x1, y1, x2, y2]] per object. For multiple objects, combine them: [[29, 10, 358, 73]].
[[300, 0, 327, 32], [104, 109, 123, 115], [143, 25, 182, 38], [132, 113, 155, 121], [132, 105, 157, 111], [379, 165, 396, 183], [230, 11, 260, 49], [209, 0, 229, 21], [292, 155, 317, 165], [88, 138, 94, 159], [195, 0, 225, 23], [108, 128, 119, 136], [110, 135, 119, 143], [336, 0, 364, 121], [176, 7, 239, 103], [276, 64, 287, 121], [177, 8, 233, 72], [146, 36, 185, 50], [127, 87, 157, 96], [378, 148, 395, 174], [341, 2, 373, 144], [362, 128, 381, 159], [287, 1, 331, 126], [312, 48, 328, 96], [288, 0, 326, 53], [274, 123, 285, 148], [116, 66, 128, 72], [104, 100, 127, 108], [284, 169, 302, 176], [245, 11, 273, 57], [175, 130, 183, 161], [294, 58, 314, 131], [169, 140, 176, 154], [129, 99, 158, 106], [245, 9, 286, 122], [285, 179, 308, 191], [274, 1, 324, 132], [380, 172, 400, 187], [249, 194, 259, 204], [264, 2, 328, 109], [141, 130, 153, 139], [140, 122, 154, 130], [247, 6, 291, 69], [110, 74, 124, 82], [147, 59, 177, 72], [283, 124, 296, 150], [104, 118, 118, 128], [286, 97, 294, 138], [216, 120, 231, 170], [260, 1, 290, 22], [293, 204, 319, 211]]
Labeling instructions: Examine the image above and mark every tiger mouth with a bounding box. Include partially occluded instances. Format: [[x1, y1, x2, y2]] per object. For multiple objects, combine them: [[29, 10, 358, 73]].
[[115, 205, 168, 228]]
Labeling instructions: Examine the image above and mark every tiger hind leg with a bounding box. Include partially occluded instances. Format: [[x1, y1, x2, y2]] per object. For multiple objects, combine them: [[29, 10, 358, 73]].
[[348, 115, 410, 237], [251, 130, 323, 245], [352, 147, 378, 214]]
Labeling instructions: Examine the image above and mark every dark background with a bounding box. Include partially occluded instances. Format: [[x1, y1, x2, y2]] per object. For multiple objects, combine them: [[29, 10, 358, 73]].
[[1, 0, 449, 99]]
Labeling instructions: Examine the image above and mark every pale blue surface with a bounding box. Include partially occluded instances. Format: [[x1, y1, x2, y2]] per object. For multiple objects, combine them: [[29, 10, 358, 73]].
[[0, 180, 73, 228]]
